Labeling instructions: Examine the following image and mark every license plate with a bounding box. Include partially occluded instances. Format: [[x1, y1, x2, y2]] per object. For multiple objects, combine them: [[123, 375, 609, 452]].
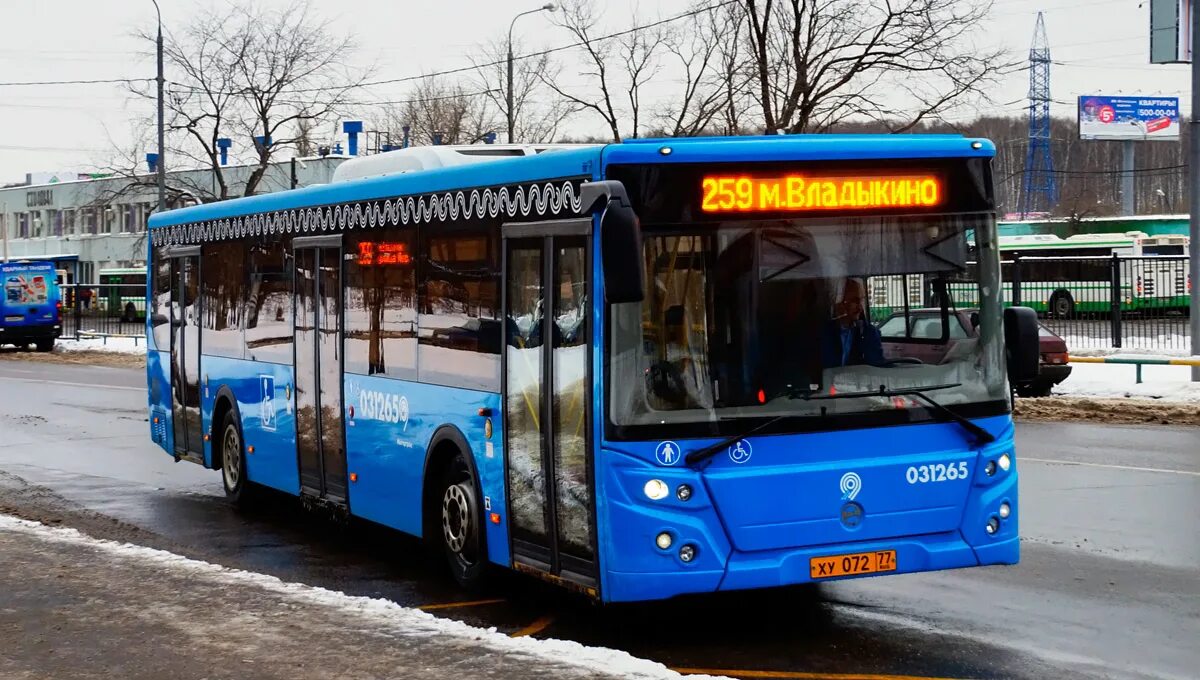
[[5, 316, 22, 322], [810, 549, 897, 579]]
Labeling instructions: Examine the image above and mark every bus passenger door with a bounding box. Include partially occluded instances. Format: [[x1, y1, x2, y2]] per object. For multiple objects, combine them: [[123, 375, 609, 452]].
[[168, 249, 203, 461], [503, 221, 597, 591], [292, 238, 348, 506]]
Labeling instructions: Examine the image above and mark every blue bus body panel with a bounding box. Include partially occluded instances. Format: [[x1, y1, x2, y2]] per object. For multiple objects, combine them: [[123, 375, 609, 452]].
[[146, 348, 173, 454], [596, 414, 1017, 602], [198, 357, 300, 493], [343, 376, 509, 565]]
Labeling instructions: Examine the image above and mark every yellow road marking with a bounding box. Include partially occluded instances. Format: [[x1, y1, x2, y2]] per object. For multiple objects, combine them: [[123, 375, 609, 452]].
[[510, 614, 555, 638], [671, 669, 962, 680], [417, 598, 507, 611]]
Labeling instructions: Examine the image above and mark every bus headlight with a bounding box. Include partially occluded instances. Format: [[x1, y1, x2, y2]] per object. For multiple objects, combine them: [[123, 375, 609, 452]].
[[643, 479, 669, 501], [985, 516, 1000, 535], [999, 502, 1011, 519], [679, 544, 696, 563], [656, 532, 673, 550], [676, 484, 693, 502], [998, 453, 1012, 472], [985, 460, 997, 476]]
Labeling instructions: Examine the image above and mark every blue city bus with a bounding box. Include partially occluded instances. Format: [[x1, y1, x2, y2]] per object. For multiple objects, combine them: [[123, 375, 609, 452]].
[[145, 136, 1039, 602]]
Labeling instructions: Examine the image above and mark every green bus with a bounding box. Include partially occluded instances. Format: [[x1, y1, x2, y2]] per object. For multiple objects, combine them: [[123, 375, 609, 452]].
[[97, 267, 148, 322], [991, 232, 1190, 317]]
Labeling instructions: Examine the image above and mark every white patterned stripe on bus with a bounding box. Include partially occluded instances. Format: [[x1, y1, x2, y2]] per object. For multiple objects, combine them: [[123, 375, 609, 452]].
[[151, 180, 585, 247]]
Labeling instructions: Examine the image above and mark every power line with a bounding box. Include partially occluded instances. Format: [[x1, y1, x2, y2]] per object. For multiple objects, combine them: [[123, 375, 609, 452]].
[[168, 1, 738, 97], [0, 77, 152, 87]]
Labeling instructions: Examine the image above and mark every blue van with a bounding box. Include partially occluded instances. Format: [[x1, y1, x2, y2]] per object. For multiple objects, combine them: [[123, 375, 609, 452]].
[[0, 260, 62, 351]]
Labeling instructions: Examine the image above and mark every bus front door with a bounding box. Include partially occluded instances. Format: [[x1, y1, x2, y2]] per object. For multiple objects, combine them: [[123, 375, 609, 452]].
[[292, 239, 348, 506], [503, 222, 597, 591], [169, 250, 203, 461]]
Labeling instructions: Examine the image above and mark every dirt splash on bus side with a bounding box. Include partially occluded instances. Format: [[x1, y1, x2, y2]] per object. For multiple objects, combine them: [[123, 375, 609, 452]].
[[1015, 396, 1200, 427]]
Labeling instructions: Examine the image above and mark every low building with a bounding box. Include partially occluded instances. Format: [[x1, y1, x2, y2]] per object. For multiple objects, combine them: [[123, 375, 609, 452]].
[[0, 156, 348, 283]]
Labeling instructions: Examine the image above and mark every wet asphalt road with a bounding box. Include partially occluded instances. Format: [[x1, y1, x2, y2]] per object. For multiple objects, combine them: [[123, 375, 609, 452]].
[[0, 357, 1197, 680]]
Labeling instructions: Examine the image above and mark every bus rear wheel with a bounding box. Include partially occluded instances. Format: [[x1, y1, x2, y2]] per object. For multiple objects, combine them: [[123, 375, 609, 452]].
[[35, 339, 53, 352], [1049, 291, 1075, 319], [438, 452, 487, 589], [219, 410, 258, 507]]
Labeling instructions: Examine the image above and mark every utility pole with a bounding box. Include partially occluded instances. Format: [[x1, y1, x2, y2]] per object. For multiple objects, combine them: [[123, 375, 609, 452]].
[[152, 0, 166, 214], [507, 4, 556, 143], [1191, 0, 1200, 378], [1121, 140, 1136, 215]]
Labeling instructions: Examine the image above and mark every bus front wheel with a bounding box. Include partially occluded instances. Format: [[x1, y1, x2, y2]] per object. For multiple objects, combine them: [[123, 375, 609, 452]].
[[1049, 291, 1075, 319], [438, 451, 487, 589]]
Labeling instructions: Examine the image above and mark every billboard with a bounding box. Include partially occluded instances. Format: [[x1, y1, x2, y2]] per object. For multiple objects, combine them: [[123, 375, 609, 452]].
[[1150, 0, 1192, 64], [1078, 96, 1181, 141]]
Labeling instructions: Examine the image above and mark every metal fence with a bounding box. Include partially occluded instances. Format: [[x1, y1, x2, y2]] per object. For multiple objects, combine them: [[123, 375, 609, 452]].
[[948, 255, 1191, 351], [60, 283, 147, 340]]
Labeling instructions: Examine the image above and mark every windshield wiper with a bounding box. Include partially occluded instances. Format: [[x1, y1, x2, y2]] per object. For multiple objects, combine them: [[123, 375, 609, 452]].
[[800, 383, 995, 447], [683, 383, 993, 467], [684, 414, 790, 467]]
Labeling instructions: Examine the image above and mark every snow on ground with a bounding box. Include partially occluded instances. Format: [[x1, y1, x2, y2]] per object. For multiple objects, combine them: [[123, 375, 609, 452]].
[[0, 513, 727, 680], [56, 335, 147, 355], [1054, 359, 1200, 403]]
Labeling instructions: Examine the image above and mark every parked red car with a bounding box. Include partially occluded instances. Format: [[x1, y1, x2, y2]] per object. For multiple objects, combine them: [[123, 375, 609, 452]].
[[877, 308, 1071, 398]]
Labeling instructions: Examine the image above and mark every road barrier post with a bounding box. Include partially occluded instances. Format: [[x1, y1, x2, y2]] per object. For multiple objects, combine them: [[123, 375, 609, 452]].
[[1109, 253, 1123, 348]]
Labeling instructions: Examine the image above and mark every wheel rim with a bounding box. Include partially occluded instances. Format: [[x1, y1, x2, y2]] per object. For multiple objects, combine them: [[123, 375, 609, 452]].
[[441, 482, 475, 562], [1055, 297, 1069, 317], [222, 424, 241, 490]]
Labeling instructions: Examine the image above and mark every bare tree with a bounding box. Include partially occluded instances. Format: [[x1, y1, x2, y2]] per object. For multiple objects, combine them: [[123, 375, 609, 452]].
[[543, 0, 622, 142], [471, 38, 573, 143], [740, 0, 1008, 134], [127, 0, 365, 202], [386, 76, 499, 146], [541, 0, 668, 141], [655, 3, 751, 136]]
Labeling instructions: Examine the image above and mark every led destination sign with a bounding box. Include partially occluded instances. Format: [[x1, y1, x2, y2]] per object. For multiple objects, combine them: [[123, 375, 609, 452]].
[[700, 174, 943, 213]]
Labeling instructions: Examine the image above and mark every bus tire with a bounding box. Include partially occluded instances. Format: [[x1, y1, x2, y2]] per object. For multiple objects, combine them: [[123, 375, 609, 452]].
[[1049, 291, 1075, 319], [217, 408, 257, 507], [35, 339, 54, 352], [435, 449, 487, 589]]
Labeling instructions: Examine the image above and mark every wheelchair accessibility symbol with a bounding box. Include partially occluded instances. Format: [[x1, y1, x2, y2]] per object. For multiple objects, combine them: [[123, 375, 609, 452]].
[[728, 439, 752, 464]]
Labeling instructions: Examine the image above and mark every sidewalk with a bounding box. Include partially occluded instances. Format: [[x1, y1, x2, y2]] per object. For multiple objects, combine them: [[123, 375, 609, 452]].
[[0, 515, 705, 680]]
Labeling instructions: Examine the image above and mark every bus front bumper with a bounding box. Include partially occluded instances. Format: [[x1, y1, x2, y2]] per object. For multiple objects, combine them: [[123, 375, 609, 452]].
[[604, 532, 1018, 602]]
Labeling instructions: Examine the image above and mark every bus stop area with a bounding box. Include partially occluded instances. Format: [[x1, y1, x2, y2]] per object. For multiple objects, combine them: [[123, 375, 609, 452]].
[[0, 357, 1195, 680]]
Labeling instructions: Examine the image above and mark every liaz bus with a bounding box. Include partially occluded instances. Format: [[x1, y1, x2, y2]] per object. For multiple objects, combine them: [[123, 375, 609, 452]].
[[145, 136, 1039, 602]]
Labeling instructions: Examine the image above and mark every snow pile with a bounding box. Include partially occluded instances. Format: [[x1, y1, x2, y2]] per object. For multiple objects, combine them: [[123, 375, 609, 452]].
[[56, 336, 147, 355], [1054, 359, 1200, 403], [0, 513, 727, 680]]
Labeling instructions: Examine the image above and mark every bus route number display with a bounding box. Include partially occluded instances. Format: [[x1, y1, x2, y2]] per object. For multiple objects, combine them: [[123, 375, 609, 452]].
[[700, 174, 942, 213]]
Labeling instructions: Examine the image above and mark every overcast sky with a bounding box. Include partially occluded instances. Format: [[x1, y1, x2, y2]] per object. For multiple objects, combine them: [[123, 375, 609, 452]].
[[0, 0, 1192, 184]]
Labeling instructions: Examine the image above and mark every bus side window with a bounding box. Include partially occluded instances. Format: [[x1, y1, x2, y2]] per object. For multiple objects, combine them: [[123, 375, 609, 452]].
[[245, 237, 293, 364]]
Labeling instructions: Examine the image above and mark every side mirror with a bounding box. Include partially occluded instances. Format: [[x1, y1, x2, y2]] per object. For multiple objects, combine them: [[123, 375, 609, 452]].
[[1003, 306, 1040, 385], [580, 180, 645, 304]]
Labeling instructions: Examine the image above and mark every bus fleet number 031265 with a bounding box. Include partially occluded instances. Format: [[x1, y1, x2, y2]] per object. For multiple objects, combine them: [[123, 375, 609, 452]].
[[906, 462, 969, 484]]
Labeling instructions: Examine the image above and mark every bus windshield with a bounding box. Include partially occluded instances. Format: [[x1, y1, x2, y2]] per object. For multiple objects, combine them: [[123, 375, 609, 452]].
[[607, 212, 1007, 435]]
